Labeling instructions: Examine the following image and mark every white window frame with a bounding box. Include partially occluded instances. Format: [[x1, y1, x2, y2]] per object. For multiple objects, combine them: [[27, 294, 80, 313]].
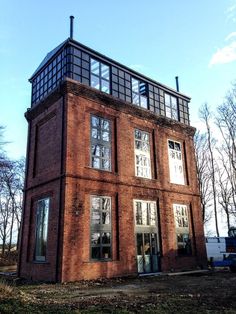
[[134, 129, 151, 179], [168, 139, 185, 185]]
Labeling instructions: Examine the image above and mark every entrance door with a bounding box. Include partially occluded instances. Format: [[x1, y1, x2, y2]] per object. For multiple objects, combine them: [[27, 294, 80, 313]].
[[136, 232, 159, 273]]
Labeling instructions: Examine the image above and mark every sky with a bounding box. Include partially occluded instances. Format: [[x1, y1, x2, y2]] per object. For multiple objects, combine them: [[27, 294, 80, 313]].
[[0, 1, 236, 235]]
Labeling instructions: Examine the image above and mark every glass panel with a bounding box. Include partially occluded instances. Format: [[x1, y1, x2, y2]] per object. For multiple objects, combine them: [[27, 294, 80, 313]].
[[92, 247, 100, 259], [136, 233, 143, 255], [92, 157, 100, 168], [102, 197, 110, 211], [101, 64, 109, 79], [135, 129, 142, 140], [132, 93, 139, 105], [132, 78, 139, 92], [102, 131, 109, 142], [35, 198, 49, 261], [91, 59, 99, 75], [101, 147, 110, 158], [136, 202, 142, 225], [149, 203, 156, 226], [101, 79, 110, 93], [144, 233, 151, 255], [92, 145, 100, 156], [91, 210, 100, 224], [91, 116, 100, 127], [102, 159, 110, 170], [140, 96, 147, 109], [102, 211, 110, 224], [102, 232, 111, 244], [91, 232, 100, 244], [91, 75, 100, 90], [101, 247, 111, 259], [101, 119, 110, 131], [92, 129, 100, 140]]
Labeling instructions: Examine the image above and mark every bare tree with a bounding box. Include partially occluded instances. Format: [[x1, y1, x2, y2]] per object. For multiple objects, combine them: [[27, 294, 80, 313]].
[[199, 104, 220, 237], [215, 83, 236, 217], [194, 130, 212, 223]]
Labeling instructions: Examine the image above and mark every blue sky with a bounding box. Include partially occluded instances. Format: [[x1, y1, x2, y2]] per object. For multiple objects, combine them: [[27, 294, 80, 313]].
[[1, 0, 236, 158]]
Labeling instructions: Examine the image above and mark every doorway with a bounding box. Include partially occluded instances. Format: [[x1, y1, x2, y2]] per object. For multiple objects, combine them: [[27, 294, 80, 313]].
[[134, 200, 161, 274]]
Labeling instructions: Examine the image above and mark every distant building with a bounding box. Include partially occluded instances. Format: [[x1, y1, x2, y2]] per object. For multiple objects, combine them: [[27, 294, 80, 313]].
[[18, 18, 207, 282]]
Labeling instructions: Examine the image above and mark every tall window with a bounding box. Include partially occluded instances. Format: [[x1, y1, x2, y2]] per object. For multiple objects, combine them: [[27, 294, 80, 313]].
[[134, 129, 151, 178], [91, 115, 111, 171], [35, 198, 50, 262], [165, 94, 178, 120], [90, 196, 112, 260], [173, 204, 191, 255], [90, 58, 110, 93], [134, 200, 157, 226], [168, 140, 185, 185], [132, 78, 147, 109]]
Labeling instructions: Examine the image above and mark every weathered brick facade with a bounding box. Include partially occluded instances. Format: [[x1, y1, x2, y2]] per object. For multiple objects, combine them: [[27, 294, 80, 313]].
[[18, 78, 207, 282]]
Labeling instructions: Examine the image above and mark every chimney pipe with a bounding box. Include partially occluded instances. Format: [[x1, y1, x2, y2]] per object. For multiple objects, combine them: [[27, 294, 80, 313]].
[[175, 76, 179, 92], [70, 16, 74, 39]]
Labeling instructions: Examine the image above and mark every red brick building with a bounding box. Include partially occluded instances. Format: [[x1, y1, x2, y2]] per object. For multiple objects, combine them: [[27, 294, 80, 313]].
[[18, 23, 207, 282]]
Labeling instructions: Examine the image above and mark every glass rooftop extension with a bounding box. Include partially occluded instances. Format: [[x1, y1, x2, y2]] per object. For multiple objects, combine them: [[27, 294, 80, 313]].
[[29, 38, 190, 125]]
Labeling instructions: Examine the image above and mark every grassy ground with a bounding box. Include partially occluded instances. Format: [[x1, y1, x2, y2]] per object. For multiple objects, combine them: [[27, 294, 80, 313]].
[[0, 271, 236, 313]]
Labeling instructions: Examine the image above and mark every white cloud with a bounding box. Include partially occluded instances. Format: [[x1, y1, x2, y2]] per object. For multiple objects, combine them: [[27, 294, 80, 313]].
[[225, 32, 236, 41], [209, 41, 236, 67], [226, 2, 236, 22]]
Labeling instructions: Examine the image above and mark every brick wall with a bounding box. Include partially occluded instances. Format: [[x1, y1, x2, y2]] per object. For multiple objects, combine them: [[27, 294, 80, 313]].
[[18, 80, 207, 282]]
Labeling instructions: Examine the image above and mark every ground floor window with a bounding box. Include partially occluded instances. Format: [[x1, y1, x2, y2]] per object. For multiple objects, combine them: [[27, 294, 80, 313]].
[[90, 196, 112, 260], [35, 198, 50, 262], [173, 204, 192, 255]]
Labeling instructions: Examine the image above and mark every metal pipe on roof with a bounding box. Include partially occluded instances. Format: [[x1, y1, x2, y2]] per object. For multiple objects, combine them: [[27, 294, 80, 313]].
[[175, 76, 179, 92], [70, 16, 74, 39]]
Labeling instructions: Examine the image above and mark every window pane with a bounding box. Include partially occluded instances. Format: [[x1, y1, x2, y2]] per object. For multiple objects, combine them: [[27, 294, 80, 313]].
[[92, 157, 100, 168], [92, 145, 100, 156], [102, 232, 111, 244], [132, 92, 139, 105], [92, 247, 100, 259], [91, 75, 100, 90], [102, 211, 110, 224], [101, 147, 110, 158], [91, 116, 100, 127], [101, 79, 110, 93], [91, 232, 100, 244], [35, 198, 49, 261], [102, 247, 111, 259], [101, 119, 110, 131], [91, 59, 99, 75], [132, 78, 139, 92], [102, 131, 109, 142], [102, 159, 110, 170], [101, 64, 109, 79], [91, 210, 100, 224], [102, 197, 110, 211], [140, 96, 147, 109]]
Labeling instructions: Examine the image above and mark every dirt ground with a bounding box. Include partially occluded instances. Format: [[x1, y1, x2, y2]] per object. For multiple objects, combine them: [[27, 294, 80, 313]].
[[1, 270, 236, 313]]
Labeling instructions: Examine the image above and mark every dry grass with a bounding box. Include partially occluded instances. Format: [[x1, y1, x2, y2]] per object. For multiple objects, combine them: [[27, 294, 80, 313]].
[[0, 279, 14, 297]]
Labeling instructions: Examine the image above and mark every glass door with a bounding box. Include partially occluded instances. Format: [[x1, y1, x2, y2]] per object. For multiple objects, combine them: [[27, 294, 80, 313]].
[[136, 232, 159, 273]]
